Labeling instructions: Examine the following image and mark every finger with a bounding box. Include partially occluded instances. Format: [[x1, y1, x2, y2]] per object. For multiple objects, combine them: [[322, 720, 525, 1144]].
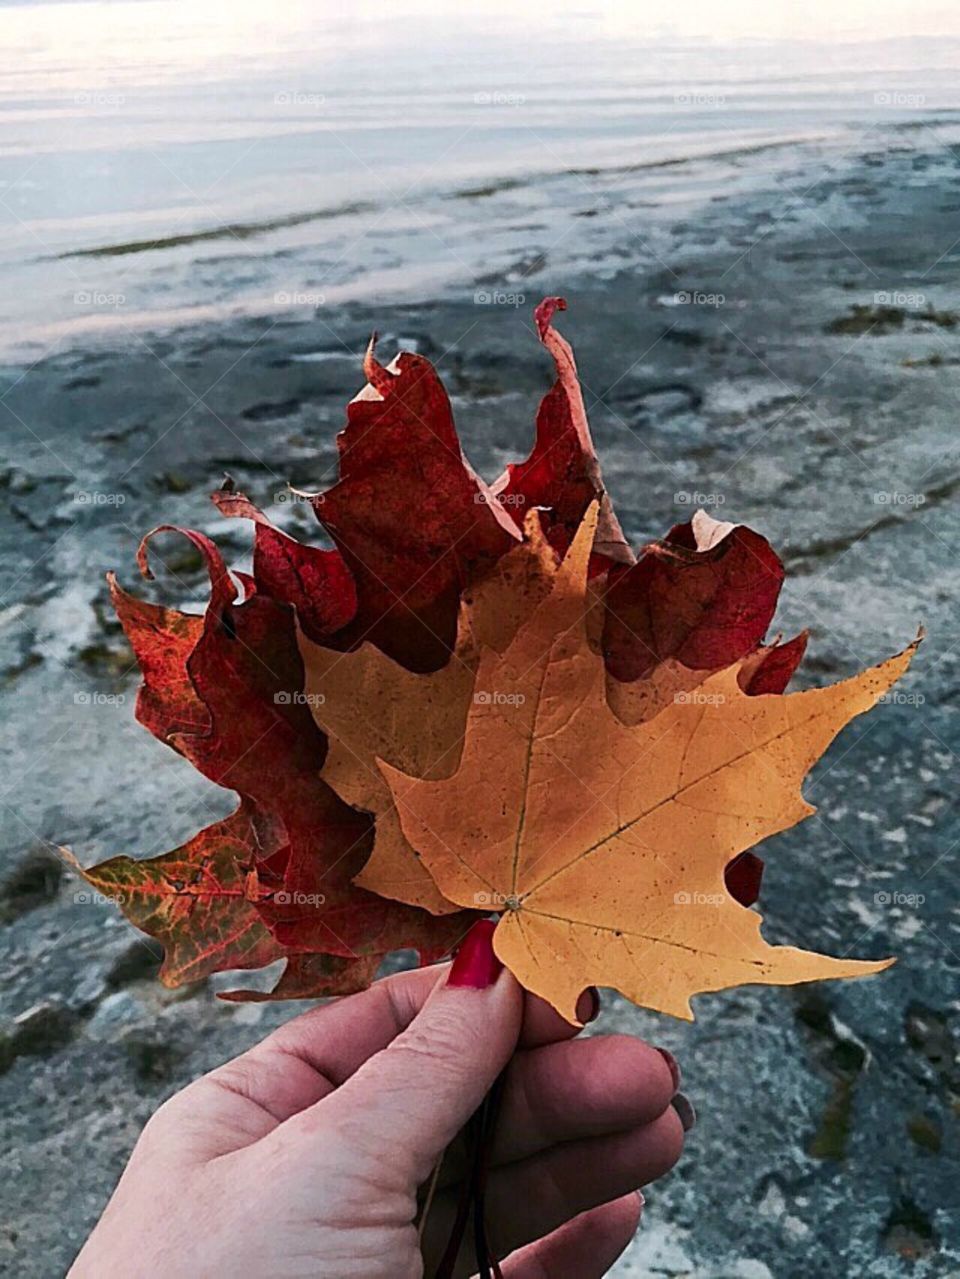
[[438, 1033, 675, 1186], [166, 963, 445, 1155], [168, 962, 598, 1153], [198, 964, 595, 1127], [283, 921, 523, 1184], [497, 1192, 642, 1279], [519, 985, 599, 1049], [426, 1107, 684, 1269]]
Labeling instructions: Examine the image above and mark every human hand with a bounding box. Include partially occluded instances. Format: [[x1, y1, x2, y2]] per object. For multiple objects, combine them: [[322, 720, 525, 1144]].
[[70, 921, 690, 1278]]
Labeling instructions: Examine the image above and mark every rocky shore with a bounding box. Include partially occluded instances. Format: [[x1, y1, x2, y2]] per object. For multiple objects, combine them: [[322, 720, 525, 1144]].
[[1, 129, 958, 1276]]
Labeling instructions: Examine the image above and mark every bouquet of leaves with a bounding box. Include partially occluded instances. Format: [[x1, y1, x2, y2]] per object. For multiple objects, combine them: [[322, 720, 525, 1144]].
[[69, 297, 915, 1021]]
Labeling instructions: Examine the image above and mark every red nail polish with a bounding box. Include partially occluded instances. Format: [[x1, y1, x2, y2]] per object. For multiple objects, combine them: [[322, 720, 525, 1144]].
[[655, 1046, 681, 1093], [671, 1092, 696, 1132], [448, 919, 503, 989], [576, 986, 601, 1023]]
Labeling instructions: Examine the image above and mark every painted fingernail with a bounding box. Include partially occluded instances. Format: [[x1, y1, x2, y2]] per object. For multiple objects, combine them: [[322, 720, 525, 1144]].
[[671, 1092, 697, 1132], [655, 1046, 681, 1093], [576, 986, 601, 1023], [448, 919, 503, 989]]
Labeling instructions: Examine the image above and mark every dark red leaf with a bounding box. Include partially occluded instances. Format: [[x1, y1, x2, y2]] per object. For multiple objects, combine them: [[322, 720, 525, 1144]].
[[94, 527, 475, 997], [725, 851, 765, 909], [308, 338, 519, 671], [492, 296, 633, 571], [602, 512, 785, 682], [211, 482, 357, 644], [743, 631, 810, 696], [108, 573, 206, 744]]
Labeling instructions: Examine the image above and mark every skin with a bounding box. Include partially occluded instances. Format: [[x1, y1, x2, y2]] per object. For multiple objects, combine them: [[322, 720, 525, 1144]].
[[70, 960, 685, 1278]]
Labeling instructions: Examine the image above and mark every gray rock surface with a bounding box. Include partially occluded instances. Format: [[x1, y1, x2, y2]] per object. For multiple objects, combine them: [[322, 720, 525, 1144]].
[[1, 130, 958, 1276]]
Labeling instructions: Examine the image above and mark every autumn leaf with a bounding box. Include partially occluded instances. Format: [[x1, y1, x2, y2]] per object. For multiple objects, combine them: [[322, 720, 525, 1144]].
[[298, 514, 559, 913], [62, 805, 284, 990], [379, 505, 916, 1022], [76, 297, 879, 1009], [73, 525, 473, 1000], [61, 805, 380, 1002], [291, 319, 798, 913], [491, 295, 633, 569]]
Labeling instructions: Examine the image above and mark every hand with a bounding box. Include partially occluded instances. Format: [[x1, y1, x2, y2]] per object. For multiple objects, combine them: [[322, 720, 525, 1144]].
[[70, 921, 689, 1278]]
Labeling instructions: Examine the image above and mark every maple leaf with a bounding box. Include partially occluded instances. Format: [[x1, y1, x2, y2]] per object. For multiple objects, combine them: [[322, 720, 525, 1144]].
[[73, 298, 861, 1007], [72, 525, 472, 1000], [491, 296, 633, 569], [62, 805, 284, 990], [61, 806, 378, 1002], [299, 510, 800, 916], [602, 509, 786, 683], [378, 505, 917, 1022], [298, 515, 560, 913], [210, 297, 630, 674]]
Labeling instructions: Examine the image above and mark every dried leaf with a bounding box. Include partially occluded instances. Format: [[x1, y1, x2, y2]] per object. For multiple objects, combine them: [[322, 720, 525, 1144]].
[[61, 805, 284, 989], [307, 340, 519, 671], [602, 510, 785, 683], [491, 296, 632, 568], [74, 527, 473, 1000], [379, 506, 914, 1021], [299, 515, 558, 912]]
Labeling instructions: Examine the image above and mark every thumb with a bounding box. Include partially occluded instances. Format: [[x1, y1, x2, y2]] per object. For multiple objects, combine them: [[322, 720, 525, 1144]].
[[324, 920, 521, 1184]]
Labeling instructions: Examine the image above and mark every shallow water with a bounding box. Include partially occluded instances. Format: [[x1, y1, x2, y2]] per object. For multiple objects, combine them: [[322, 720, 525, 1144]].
[[2, 0, 960, 355]]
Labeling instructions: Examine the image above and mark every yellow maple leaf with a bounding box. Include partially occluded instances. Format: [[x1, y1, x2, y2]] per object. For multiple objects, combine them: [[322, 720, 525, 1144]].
[[378, 505, 917, 1021], [298, 514, 559, 913]]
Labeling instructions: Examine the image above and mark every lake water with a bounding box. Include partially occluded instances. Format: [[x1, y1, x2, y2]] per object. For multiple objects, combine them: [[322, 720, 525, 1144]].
[[1, 0, 960, 357]]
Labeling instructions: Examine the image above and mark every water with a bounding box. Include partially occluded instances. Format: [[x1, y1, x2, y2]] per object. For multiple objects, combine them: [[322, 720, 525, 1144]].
[[1, 0, 960, 357]]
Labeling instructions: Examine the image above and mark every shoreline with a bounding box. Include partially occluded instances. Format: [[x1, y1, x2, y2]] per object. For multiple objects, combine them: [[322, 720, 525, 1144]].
[[4, 117, 960, 366]]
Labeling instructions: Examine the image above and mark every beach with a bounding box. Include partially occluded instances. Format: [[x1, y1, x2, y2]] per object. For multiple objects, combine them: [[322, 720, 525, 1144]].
[[1, 12, 959, 1274]]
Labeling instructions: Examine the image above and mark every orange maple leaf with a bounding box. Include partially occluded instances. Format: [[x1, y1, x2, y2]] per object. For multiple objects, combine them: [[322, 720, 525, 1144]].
[[377, 506, 917, 1022]]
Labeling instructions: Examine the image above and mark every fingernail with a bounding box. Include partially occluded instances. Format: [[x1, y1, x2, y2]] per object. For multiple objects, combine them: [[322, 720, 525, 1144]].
[[576, 986, 601, 1023], [655, 1046, 681, 1093], [671, 1092, 696, 1132], [448, 919, 503, 989]]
